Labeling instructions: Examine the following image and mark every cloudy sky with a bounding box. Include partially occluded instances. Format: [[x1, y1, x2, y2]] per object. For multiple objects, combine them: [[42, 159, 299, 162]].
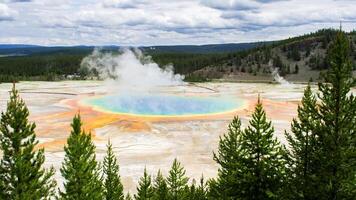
[[0, 0, 355, 46]]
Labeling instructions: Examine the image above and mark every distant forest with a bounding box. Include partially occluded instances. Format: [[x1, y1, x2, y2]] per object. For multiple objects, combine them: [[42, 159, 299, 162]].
[[0, 29, 355, 83]]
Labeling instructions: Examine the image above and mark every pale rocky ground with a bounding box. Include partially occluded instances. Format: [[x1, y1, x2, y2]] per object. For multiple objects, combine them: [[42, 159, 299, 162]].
[[1, 81, 346, 193]]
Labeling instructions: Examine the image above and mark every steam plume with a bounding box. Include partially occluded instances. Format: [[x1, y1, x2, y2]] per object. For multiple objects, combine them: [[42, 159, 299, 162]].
[[80, 48, 185, 92], [268, 60, 290, 85]]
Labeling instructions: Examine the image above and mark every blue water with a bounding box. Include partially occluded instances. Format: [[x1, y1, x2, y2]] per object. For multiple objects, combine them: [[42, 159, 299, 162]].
[[85, 94, 242, 116]]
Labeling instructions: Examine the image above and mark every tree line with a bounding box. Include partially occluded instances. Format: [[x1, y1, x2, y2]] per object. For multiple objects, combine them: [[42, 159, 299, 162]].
[[0, 53, 86, 82], [0, 31, 355, 199]]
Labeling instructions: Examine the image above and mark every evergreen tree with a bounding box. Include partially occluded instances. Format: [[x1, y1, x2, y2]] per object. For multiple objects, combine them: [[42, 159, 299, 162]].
[[125, 193, 133, 200], [0, 85, 56, 199], [187, 176, 207, 200], [166, 159, 189, 200], [306, 46, 311, 57], [209, 116, 243, 199], [59, 114, 103, 200], [285, 85, 321, 199], [103, 140, 124, 200], [315, 31, 356, 199], [153, 170, 168, 200], [135, 168, 154, 200], [295, 64, 299, 74], [211, 99, 287, 199], [287, 30, 356, 199], [196, 177, 208, 200], [291, 47, 301, 61], [287, 64, 291, 74], [239, 99, 287, 199]]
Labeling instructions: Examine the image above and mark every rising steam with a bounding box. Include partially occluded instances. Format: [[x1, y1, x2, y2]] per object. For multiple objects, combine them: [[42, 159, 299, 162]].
[[268, 60, 290, 85], [271, 68, 290, 85], [80, 48, 185, 92]]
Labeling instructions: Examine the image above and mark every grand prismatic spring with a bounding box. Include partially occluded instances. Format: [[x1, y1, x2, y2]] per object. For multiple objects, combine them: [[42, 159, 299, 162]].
[[84, 94, 244, 116], [0, 80, 327, 192]]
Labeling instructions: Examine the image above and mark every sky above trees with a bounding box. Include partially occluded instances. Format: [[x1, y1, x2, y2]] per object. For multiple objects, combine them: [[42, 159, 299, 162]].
[[0, 0, 355, 46]]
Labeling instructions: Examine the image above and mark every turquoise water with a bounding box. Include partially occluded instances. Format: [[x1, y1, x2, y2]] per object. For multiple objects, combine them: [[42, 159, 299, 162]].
[[85, 94, 242, 116]]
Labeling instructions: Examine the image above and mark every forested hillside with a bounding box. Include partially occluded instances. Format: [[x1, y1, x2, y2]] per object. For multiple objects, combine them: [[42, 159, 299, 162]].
[[187, 29, 356, 82], [0, 29, 355, 83]]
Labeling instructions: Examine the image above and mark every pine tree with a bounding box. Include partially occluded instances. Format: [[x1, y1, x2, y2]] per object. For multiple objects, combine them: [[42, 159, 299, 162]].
[[0, 85, 56, 199], [196, 177, 208, 200], [285, 85, 321, 199], [166, 159, 189, 200], [187, 176, 207, 200], [103, 140, 124, 200], [135, 168, 154, 200], [315, 31, 356, 199], [153, 170, 168, 200], [125, 192, 133, 200], [295, 64, 299, 74], [209, 116, 244, 199], [59, 114, 103, 200], [211, 99, 287, 199], [239, 99, 287, 199], [286, 30, 356, 199]]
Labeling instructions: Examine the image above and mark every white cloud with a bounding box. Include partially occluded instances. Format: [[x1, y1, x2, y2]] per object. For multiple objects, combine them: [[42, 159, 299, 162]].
[[0, 3, 17, 21], [201, 0, 260, 10], [0, 0, 32, 3], [102, 0, 148, 8], [234, 0, 356, 27], [0, 0, 355, 45]]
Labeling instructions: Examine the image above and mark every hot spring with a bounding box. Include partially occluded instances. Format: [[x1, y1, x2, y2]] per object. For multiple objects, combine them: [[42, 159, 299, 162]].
[[80, 49, 245, 116], [83, 94, 244, 116]]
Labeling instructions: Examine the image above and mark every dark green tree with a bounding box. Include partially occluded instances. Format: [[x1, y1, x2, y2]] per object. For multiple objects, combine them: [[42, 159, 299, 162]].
[[0, 85, 56, 199], [239, 99, 287, 199], [287, 64, 291, 74], [187, 176, 207, 200], [59, 114, 103, 200], [103, 140, 124, 200], [135, 168, 154, 200], [285, 85, 321, 199], [286, 30, 356, 200], [315, 31, 356, 199], [209, 116, 243, 199], [306, 46, 311, 57], [125, 193, 133, 200], [153, 170, 168, 200], [273, 55, 284, 69], [166, 159, 189, 200], [291, 47, 301, 61], [211, 99, 287, 200], [295, 64, 299, 74]]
